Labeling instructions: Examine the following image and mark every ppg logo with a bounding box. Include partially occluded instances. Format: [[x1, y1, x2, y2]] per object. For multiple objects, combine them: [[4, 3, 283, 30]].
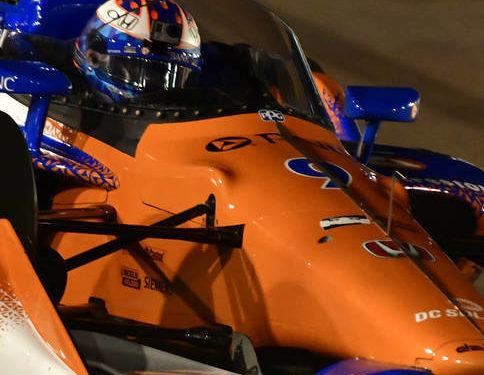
[[259, 110, 285, 122], [285, 158, 351, 189]]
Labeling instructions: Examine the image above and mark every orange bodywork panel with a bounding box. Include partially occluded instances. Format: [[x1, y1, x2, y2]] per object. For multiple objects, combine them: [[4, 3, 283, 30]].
[[0, 219, 87, 374], [49, 113, 484, 374]]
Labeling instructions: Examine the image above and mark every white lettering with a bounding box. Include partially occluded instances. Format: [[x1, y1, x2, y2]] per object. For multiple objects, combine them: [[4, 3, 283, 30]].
[[415, 312, 428, 323], [446, 309, 458, 318], [473, 312, 484, 320], [439, 179, 455, 187], [453, 180, 466, 189], [417, 301, 484, 323], [106, 9, 120, 20], [464, 182, 480, 192], [0, 76, 15, 92]]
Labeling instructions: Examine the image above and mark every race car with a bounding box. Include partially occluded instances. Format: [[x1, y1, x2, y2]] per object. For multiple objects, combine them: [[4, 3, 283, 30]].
[[0, 0, 482, 374]]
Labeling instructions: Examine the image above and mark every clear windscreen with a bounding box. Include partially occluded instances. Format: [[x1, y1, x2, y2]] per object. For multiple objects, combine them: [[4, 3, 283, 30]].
[[0, 0, 329, 127], [175, 0, 325, 120]]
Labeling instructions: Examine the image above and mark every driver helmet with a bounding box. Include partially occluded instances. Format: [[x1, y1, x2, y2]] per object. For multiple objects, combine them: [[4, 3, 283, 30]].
[[74, 0, 202, 102]]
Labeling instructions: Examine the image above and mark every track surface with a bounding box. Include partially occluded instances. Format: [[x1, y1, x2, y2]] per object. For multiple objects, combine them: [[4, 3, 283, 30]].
[[256, 0, 484, 168]]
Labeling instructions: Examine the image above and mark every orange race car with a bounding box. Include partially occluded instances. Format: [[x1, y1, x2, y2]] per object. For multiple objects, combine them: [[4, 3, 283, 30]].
[[0, 0, 482, 374]]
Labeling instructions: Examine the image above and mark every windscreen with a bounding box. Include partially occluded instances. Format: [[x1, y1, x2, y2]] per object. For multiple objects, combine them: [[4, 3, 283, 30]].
[[174, 0, 325, 121], [0, 0, 329, 128]]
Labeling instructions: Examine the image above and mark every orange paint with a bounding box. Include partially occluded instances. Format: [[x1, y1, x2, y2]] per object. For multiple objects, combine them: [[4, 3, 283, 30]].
[[0, 219, 87, 374], [45, 113, 484, 374]]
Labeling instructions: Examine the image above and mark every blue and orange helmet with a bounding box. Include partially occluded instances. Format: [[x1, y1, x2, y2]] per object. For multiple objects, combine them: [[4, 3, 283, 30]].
[[74, 0, 202, 102]]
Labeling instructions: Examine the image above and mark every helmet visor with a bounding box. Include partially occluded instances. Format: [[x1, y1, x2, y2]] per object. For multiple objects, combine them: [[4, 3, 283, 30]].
[[91, 53, 195, 91]]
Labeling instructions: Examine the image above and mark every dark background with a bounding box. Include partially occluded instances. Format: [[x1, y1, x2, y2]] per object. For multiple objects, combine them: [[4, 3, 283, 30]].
[[256, 0, 483, 168]]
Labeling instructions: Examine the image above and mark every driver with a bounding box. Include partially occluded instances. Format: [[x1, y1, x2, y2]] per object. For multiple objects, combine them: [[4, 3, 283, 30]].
[[74, 0, 202, 102]]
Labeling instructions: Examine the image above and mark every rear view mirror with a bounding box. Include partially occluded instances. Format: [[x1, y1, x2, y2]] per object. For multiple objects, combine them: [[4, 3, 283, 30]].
[[0, 60, 72, 153], [343, 86, 420, 164], [0, 60, 71, 95], [344, 86, 420, 123]]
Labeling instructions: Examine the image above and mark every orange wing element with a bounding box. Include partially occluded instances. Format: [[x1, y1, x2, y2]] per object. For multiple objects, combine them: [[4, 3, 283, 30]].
[[0, 219, 87, 374], [312, 72, 346, 132], [312, 71, 360, 141]]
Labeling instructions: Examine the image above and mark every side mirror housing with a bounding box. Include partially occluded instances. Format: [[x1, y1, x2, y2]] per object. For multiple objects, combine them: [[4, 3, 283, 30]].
[[344, 86, 420, 122], [0, 60, 72, 95], [343, 86, 420, 164], [0, 60, 71, 153]]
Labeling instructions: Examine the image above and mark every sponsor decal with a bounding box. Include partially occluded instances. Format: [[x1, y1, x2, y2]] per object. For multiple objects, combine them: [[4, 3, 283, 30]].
[[123, 46, 137, 54], [205, 133, 282, 152], [255, 132, 282, 144], [285, 158, 352, 189], [404, 177, 484, 216], [121, 267, 141, 290], [406, 177, 484, 193], [97, 0, 151, 40], [455, 297, 483, 312], [456, 343, 484, 353], [415, 298, 484, 323], [363, 240, 435, 261], [43, 118, 78, 145], [0, 76, 15, 92], [258, 109, 285, 122], [320, 215, 370, 230], [141, 247, 164, 263], [206, 137, 251, 152], [144, 276, 174, 295], [105, 9, 139, 30]]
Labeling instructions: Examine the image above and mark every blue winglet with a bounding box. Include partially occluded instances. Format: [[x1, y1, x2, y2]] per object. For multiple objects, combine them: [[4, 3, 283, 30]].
[[0, 60, 72, 95]]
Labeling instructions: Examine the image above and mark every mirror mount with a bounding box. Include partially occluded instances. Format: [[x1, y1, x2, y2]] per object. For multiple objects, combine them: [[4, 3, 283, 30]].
[[357, 119, 381, 165], [0, 60, 72, 154], [344, 86, 420, 164], [25, 96, 51, 155]]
